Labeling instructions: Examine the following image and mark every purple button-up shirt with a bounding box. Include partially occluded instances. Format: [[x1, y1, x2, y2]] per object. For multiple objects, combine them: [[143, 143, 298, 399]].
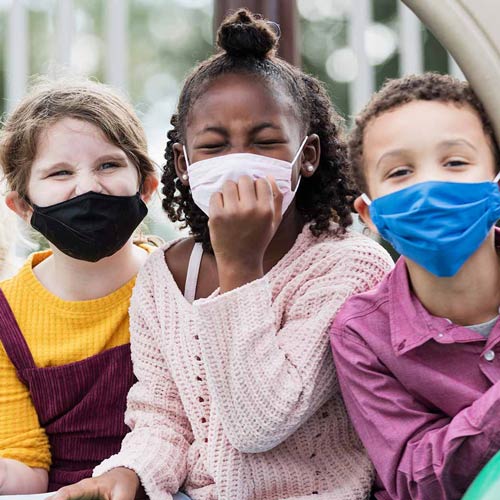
[[330, 256, 500, 500]]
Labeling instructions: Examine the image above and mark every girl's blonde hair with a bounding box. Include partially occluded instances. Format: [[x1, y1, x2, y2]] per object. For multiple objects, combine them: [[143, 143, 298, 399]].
[[0, 77, 156, 199]]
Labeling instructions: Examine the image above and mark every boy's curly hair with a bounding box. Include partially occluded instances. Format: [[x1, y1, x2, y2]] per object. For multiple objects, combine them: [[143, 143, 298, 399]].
[[162, 9, 356, 253], [349, 72, 500, 194]]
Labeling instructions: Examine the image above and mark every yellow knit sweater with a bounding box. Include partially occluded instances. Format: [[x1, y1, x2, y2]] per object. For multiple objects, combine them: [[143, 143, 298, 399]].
[[0, 249, 147, 470]]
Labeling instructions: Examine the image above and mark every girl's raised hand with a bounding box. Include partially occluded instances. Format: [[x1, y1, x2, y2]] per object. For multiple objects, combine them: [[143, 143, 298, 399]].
[[49, 467, 141, 500], [208, 175, 283, 292]]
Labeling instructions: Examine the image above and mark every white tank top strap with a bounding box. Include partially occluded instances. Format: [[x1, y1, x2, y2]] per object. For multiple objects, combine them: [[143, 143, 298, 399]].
[[184, 241, 203, 303]]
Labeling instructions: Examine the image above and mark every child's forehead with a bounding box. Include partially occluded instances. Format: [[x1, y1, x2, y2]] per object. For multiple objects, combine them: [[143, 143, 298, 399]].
[[364, 100, 486, 147], [36, 116, 110, 150], [33, 117, 123, 161], [196, 72, 283, 98], [187, 73, 298, 127]]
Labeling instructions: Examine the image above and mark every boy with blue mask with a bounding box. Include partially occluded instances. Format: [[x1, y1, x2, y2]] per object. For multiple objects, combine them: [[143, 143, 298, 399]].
[[330, 73, 500, 500]]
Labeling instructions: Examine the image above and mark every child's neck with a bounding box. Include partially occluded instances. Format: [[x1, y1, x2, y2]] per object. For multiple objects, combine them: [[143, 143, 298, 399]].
[[407, 231, 500, 326], [33, 239, 148, 301]]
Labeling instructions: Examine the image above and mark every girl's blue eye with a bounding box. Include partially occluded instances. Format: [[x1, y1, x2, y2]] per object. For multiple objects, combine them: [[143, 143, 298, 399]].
[[100, 162, 119, 170], [49, 170, 71, 177]]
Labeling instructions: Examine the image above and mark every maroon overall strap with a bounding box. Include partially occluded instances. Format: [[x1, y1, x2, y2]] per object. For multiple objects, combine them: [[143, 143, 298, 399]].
[[0, 289, 36, 382]]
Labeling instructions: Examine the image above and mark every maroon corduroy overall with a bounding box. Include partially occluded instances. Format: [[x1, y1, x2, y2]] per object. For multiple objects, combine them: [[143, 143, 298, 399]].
[[0, 289, 134, 491]]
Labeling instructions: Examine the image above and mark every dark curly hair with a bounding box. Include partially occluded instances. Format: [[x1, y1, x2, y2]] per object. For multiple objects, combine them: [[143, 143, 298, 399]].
[[349, 72, 500, 194], [162, 9, 356, 252]]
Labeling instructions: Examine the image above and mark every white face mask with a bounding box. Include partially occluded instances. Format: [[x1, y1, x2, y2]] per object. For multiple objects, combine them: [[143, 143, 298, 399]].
[[183, 136, 308, 216]]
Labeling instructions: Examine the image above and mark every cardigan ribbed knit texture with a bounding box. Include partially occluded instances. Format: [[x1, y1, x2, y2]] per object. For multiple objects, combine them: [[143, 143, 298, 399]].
[[94, 225, 394, 500]]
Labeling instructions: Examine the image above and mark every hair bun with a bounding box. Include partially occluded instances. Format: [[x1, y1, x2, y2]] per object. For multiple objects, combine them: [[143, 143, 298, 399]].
[[217, 9, 278, 59]]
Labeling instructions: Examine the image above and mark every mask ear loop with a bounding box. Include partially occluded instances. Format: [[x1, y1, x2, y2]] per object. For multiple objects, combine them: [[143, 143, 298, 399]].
[[290, 136, 309, 194], [182, 145, 191, 168], [291, 136, 309, 168], [494, 172, 500, 184], [21, 194, 33, 208], [361, 193, 372, 206]]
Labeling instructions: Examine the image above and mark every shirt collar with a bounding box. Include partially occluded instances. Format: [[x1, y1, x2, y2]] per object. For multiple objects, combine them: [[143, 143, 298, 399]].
[[388, 258, 442, 355], [388, 227, 500, 355], [388, 258, 491, 356]]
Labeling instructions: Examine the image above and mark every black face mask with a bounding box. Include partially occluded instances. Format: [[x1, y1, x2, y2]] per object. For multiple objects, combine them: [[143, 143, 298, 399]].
[[30, 191, 148, 262]]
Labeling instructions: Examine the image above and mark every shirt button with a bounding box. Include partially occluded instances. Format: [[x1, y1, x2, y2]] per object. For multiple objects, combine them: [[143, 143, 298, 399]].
[[484, 350, 495, 362], [437, 333, 444, 339]]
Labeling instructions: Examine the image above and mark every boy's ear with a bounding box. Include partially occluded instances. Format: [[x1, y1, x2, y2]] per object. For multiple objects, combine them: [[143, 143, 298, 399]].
[[353, 194, 378, 234], [140, 175, 159, 203], [173, 143, 189, 186], [5, 191, 32, 223]]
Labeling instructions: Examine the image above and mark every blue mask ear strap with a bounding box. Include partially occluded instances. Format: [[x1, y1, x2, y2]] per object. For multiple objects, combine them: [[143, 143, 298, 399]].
[[361, 193, 372, 206]]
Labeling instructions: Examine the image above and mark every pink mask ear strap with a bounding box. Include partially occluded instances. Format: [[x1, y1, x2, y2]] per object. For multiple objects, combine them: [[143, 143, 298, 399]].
[[291, 175, 302, 195], [183, 145, 190, 168], [291, 136, 309, 167], [361, 193, 372, 206]]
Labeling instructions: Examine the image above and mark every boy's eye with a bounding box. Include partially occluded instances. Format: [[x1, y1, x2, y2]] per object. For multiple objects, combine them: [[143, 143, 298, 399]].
[[444, 159, 468, 167], [387, 167, 411, 179]]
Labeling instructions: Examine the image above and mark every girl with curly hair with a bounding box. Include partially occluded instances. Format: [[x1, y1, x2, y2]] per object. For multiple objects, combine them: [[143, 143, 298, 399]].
[[54, 9, 392, 500]]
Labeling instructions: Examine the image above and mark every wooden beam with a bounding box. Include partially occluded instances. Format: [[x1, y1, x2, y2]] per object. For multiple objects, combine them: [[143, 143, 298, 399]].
[[214, 0, 300, 66]]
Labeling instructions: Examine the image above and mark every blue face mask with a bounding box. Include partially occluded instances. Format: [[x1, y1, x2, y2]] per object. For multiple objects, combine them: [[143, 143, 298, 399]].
[[362, 176, 500, 277]]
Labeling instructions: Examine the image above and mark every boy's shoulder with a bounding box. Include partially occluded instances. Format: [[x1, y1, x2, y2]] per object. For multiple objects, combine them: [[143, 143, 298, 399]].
[[331, 256, 415, 358]]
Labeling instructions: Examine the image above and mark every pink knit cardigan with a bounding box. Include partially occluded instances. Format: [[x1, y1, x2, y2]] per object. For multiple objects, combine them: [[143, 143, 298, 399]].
[[94, 225, 393, 500]]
